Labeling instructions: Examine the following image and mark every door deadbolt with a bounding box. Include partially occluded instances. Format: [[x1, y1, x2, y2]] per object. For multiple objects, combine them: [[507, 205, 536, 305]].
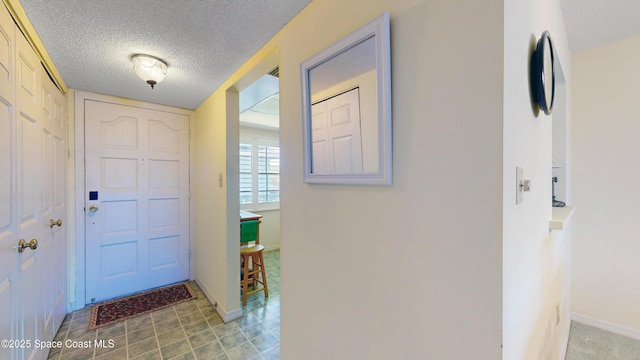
[[17, 239, 38, 253]]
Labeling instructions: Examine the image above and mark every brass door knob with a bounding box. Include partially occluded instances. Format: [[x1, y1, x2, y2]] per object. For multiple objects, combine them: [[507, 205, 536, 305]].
[[49, 219, 62, 228], [89, 206, 99, 212], [18, 239, 38, 253]]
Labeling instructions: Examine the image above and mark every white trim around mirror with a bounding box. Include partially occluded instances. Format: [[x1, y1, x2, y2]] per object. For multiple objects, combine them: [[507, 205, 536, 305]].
[[301, 12, 392, 185]]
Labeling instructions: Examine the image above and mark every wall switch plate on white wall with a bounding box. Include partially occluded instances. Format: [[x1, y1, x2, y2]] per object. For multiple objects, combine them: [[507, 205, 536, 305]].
[[516, 166, 524, 204], [516, 166, 532, 204]]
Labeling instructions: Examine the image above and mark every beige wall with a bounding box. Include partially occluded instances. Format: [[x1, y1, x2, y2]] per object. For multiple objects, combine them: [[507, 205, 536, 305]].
[[195, 0, 504, 358], [502, 0, 573, 359], [193, 87, 240, 318], [572, 35, 640, 333], [253, 210, 280, 252], [282, 2, 503, 357]]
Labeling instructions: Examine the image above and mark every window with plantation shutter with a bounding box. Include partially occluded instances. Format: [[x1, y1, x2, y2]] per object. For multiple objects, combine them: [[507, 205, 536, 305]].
[[239, 141, 280, 209], [258, 145, 280, 203], [239, 143, 253, 204]]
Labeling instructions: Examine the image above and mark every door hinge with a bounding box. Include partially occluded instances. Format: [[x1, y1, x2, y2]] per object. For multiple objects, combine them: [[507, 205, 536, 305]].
[[188, 249, 191, 260]]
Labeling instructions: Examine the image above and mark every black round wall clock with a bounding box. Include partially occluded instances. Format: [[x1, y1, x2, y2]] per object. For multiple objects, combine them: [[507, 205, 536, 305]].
[[531, 31, 556, 115]]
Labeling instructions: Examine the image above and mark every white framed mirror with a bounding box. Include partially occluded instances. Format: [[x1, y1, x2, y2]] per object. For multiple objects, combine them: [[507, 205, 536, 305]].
[[301, 12, 392, 185]]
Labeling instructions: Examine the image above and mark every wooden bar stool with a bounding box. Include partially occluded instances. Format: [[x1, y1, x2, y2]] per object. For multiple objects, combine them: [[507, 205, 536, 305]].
[[240, 244, 269, 306]]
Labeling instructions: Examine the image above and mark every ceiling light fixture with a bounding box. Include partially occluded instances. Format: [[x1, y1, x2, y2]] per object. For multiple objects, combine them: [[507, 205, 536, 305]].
[[132, 54, 168, 89]]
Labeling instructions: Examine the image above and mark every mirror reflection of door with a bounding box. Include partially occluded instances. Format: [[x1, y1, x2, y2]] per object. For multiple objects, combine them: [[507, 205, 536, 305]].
[[308, 35, 379, 175], [311, 88, 363, 174]]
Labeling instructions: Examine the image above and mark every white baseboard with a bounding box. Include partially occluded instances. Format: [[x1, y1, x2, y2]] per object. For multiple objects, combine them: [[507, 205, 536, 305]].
[[571, 312, 640, 341], [557, 319, 571, 360], [194, 278, 243, 323], [263, 245, 280, 252], [224, 308, 243, 323]]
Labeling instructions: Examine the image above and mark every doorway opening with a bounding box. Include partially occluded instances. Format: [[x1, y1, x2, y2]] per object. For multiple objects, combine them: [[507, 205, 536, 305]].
[[226, 58, 281, 356], [238, 67, 281, 303], [239, 68, 281, 223], [223, 48, 280, 316]]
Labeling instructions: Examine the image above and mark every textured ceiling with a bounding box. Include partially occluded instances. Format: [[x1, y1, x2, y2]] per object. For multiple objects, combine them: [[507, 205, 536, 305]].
[[560, 0, 640, 53], [20, 0, 640, 110], [20, 0, 310, 109]]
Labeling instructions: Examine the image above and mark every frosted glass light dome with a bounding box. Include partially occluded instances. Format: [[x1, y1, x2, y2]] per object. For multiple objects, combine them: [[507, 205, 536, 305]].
[[132, 54, 168, 89]]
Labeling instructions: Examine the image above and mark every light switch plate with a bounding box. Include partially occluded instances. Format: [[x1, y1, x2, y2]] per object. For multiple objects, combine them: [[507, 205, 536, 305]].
[[516, 166, 524, 204]]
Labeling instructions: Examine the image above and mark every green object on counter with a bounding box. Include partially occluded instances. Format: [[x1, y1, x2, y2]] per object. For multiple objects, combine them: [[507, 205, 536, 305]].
[[241, 219, 259, 243]]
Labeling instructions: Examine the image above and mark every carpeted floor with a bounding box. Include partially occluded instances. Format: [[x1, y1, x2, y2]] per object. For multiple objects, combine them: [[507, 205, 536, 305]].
[[565, 321, 640, 359]]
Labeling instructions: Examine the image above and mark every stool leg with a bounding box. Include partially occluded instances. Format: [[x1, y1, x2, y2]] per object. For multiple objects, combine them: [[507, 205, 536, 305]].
[[241, 254, 249, 306], [251, 254, 257, 289], [258, 252, 268, 298]]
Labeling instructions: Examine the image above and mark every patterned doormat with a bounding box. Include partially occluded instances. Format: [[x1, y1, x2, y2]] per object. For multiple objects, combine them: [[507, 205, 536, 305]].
[[89, 282, 196, 329]]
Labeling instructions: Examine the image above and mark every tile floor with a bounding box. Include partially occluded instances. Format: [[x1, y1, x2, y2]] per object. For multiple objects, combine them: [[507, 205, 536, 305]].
[[48, 250, 281, 360]]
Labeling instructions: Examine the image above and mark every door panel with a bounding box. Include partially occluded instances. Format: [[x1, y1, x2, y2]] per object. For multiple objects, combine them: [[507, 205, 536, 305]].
[[0, 7, 12, 103], [311, 103, 329, 173], [16, 29, 66, 360], [0, 106, 14, 283], [0, 13, 17, 358], [0, 9, 17, 360], [41, 79, 66, 341], [16, 33, 42, 360], [311, 88, 363, 173], [0, 276, 17, 360], [1, 7, 66, 360], [20, 254, 38, 360], [0, 102, 11, 229], [39, 126, 54, 341], [17, 115, 38, 225], [85, 101, 190, 303]]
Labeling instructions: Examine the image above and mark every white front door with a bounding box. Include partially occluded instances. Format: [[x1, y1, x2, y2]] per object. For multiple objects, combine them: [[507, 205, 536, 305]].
[[311, 88, 363, 173], [84, 100, 190, 303]]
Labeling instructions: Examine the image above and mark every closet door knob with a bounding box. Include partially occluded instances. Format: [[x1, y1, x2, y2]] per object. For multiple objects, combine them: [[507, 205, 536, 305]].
[[49, 219, 62, 228], [17, 239, 38, 253]]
